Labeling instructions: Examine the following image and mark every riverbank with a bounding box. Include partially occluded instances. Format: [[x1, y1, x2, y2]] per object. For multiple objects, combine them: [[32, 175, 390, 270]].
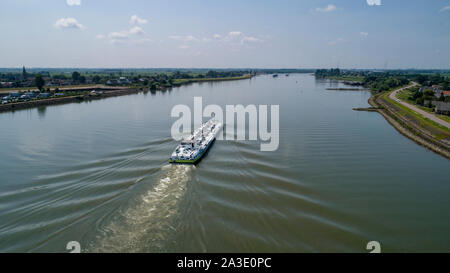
[[0, 84, 111, 94], [171, 74, 252, 86], [328, 75, 364, 83], [0, 75, 253, 113], [368, 87, 450, 159], [327, 76, 450, 159], [0, 88, 143, 113], [327, 88, 366, 91]]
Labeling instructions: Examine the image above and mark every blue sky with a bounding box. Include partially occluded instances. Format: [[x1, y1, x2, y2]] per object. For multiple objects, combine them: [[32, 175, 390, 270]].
[[1, 0, 450, 68]]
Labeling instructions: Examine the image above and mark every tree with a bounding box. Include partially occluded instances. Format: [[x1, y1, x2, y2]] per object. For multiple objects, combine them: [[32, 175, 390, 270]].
[[93, 75, 101, 84], [423, 90, 434, 97], [206, 70, 218, 78], [72, 71, 81, 83], [35, 74, 45, 91], [415, 74, 427, 85], [442, 81, 449, 90], [22, 66, 27, 80], [52, 74, 67, 80], [416, 97, 424, 106], [429, 74, 443, 85]]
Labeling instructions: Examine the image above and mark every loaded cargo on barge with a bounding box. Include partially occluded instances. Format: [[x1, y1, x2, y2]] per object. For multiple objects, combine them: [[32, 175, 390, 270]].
[[169, 118, 222, 164]]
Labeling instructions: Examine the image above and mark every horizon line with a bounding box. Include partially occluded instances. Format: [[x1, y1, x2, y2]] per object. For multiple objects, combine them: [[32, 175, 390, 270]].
[[1, 67, 450, 71]]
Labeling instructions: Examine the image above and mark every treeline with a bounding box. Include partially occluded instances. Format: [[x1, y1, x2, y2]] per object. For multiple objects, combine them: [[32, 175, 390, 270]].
[[144, 70, 252, 90], [414, 74, 449, 90], [314, 69, 449, 93], [363, 74, 409, 92], [1, 69, 252, 90], [408, 87, 450, 106], [170, 70, 249, 79], [315, 68, 341, 77]]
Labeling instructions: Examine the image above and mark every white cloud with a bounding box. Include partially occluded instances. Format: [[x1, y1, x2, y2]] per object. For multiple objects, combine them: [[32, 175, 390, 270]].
[[130, 15, 148, 25], [221, 31, 265, 45], [98, 16, 148, 44], [366, 0, 381, 6], [66, 0, 81, 6], [105, 26, 144, 43], [184, 35, 198, 42], [169, 35, 198, 42], [228, 31, 243, 36], [440, 5, 450, 12], [242, 36, 262, 43], [169, 31, 264, 50], [129, 26, 144, 35], [316, 4, 336, 12], [360, 32, 369, 37], [54, 17, 84, 29], [328, 38, 344, 45], [108, 31, 129, 41]]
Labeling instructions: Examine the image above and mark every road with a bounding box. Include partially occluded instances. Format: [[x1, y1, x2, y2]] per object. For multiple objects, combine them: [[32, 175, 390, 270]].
[[389, 82, 450, 129]]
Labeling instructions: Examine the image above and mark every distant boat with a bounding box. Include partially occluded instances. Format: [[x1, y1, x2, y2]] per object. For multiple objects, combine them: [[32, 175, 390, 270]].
[[285, 74, 289, 76], [273, 74, 278, 78], [169, 118, 222, 164]]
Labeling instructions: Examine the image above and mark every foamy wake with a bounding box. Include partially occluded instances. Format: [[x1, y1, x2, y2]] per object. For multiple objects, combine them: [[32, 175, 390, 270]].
[[90, 164, 195, 252]]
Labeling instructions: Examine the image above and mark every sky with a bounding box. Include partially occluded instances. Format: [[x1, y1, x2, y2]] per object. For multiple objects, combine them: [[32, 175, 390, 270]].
[[1, 0, 450, 69]]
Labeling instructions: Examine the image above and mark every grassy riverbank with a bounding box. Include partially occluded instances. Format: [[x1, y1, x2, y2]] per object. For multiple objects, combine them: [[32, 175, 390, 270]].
[[171, 74, 252, 85], [382, 92, 450, 138], [328, 75, 365, 82], [0, 74, 254, 113], [368, 89, 450, 159]]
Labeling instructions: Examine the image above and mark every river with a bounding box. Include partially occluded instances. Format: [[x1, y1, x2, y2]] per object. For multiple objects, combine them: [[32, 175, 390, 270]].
[[0, 74, 449, 252]]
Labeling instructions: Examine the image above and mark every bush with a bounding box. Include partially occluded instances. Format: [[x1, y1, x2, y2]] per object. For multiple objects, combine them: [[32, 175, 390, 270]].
[[416, 97, 424, 106]]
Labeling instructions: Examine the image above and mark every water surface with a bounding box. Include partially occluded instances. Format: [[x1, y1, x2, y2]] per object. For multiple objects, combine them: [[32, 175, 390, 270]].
[[0, 74, 449, 252]]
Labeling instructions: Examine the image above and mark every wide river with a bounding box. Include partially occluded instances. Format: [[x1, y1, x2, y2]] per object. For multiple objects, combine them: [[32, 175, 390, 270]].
[[0, 74, 449, 253]]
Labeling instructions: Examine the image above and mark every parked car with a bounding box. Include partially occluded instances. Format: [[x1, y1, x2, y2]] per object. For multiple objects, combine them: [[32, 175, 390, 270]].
[[39, 93, 51, 99], [2, 100, 9, 105], [9, 92, 21, 98], [25, 92, 37, 98]]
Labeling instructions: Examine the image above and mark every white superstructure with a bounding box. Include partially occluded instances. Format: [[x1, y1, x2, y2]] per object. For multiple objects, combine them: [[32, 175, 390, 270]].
[[170, 118, 222, 163]]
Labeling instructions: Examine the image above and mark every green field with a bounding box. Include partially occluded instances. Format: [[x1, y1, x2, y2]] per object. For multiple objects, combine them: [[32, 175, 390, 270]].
[[328, 75, 365, 82], [172, 74, 252, 85]]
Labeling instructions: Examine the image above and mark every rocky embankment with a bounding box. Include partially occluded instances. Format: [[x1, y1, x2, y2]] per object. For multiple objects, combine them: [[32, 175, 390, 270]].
[[368, 93, 450, 159]]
